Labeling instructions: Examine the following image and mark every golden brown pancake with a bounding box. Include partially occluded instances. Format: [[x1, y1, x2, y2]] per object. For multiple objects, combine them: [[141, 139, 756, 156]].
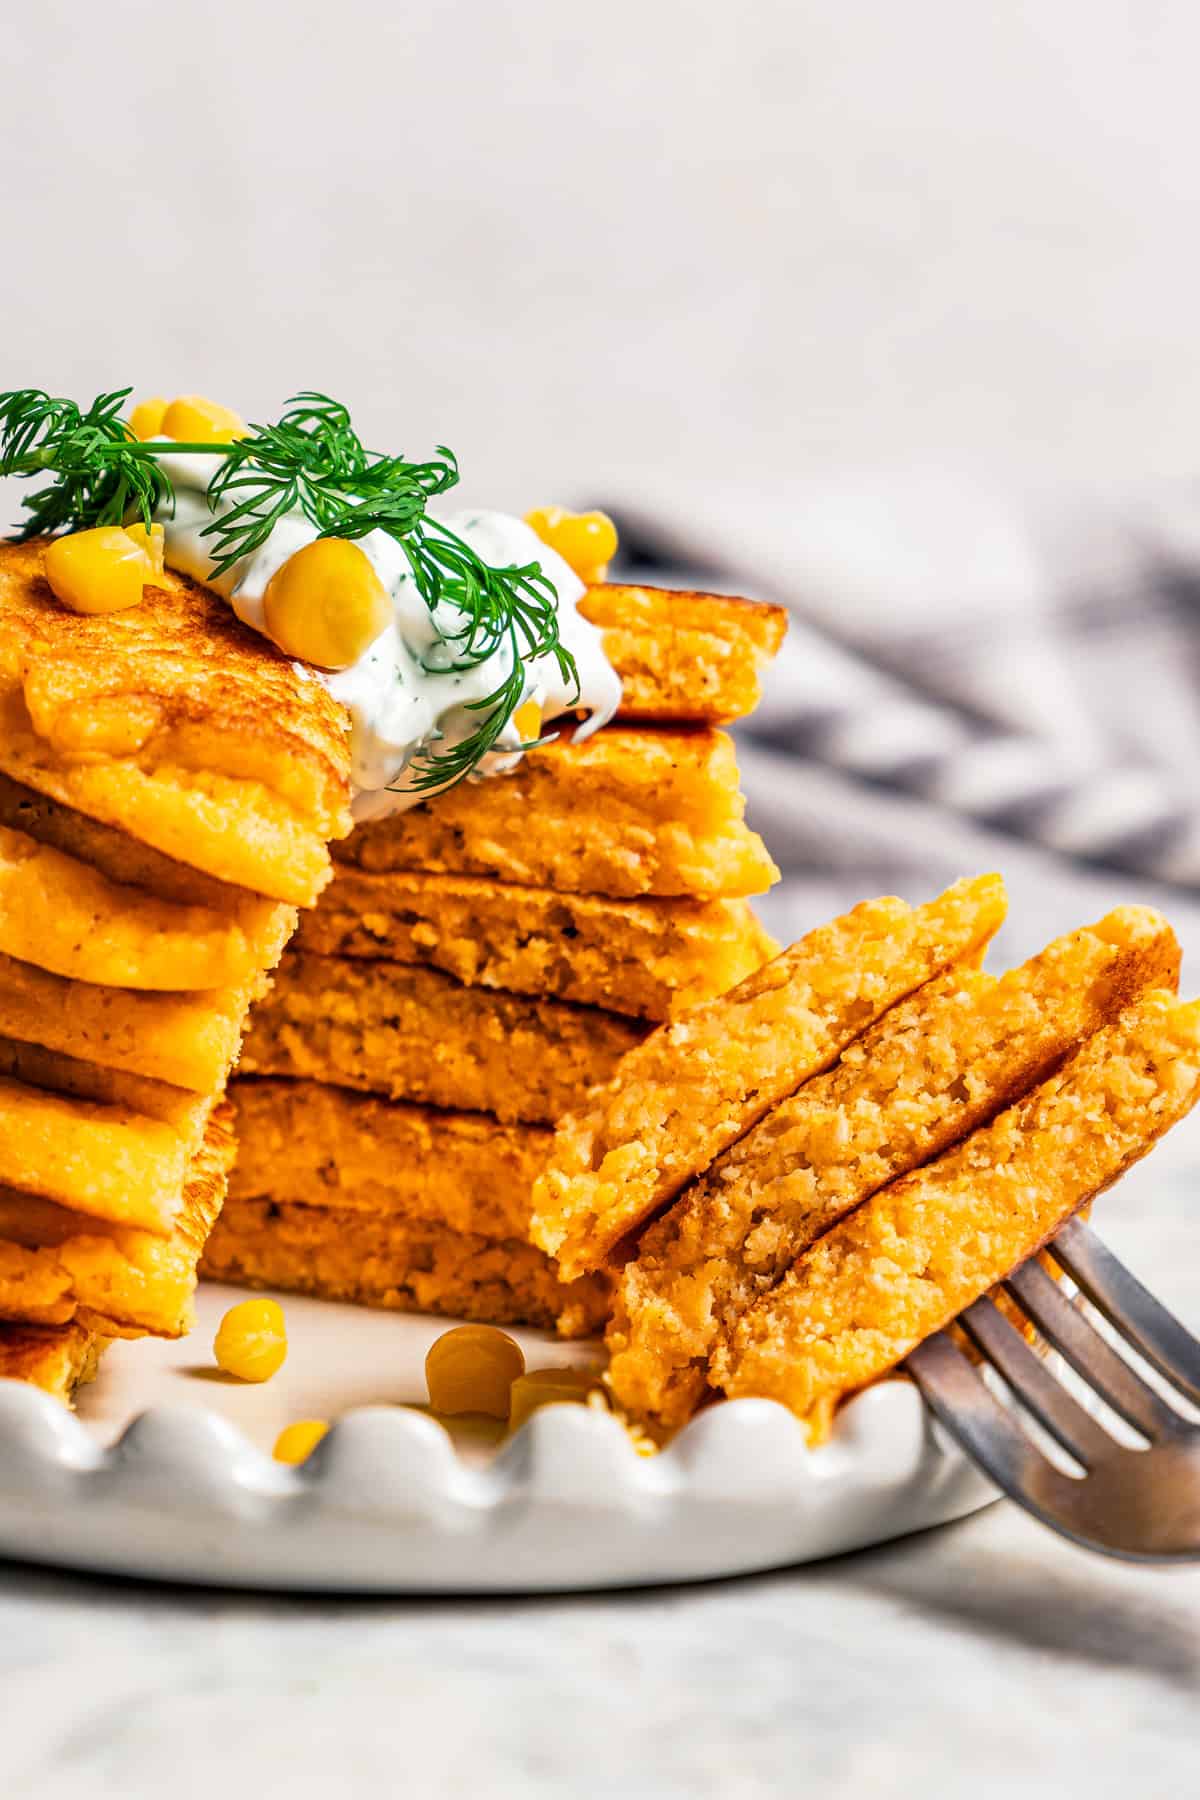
[[581, 583, 789, 724], [230, 1078, 550, 1238], [531, 875, 1008, 1280], [295, 867, 777, 1019], [0, 1320, 106, 1405], [334, 727, 778, 899], [606, 905, 1179, 1431], [241, 952, 647, 1125], [721, 992, 1200, 1440], [203, 1195, 608, 1338], [0, 541, 352, 904]]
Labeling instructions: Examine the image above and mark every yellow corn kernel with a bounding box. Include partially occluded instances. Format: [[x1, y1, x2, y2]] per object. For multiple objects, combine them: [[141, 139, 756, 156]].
[[507, 1366, 601, 1433], [213, 1297, 288, 1383], [511, 698, 542, 742], [525, 506, 618, 585], [160, 394, 247, 445], [128, 396, 168, 441], [425, 1324, 525, 1419], [43, 527, 153, 615], [123, 521, 166, 578], [263, 537, 392, 670], [273, 1419, 329, 1464]]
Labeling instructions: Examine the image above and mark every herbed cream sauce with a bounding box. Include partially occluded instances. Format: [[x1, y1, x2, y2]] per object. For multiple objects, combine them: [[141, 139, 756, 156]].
[[156, 453, 621, 818]]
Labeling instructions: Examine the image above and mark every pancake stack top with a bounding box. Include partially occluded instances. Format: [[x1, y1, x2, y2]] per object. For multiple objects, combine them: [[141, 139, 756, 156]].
[[0, 541, 354, 1400], [206, 584, 789, 1333]]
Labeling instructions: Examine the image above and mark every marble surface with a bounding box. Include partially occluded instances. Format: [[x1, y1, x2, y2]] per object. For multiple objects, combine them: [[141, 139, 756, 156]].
[[3, 1149, 1199, 1796]]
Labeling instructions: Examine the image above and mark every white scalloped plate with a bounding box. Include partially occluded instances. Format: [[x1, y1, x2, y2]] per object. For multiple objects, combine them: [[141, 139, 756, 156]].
[[0, 1283, 995, 1591]]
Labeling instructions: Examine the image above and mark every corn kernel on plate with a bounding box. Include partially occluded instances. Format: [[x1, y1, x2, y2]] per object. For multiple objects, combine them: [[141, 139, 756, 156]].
[[0, 1282, 994, 1592]]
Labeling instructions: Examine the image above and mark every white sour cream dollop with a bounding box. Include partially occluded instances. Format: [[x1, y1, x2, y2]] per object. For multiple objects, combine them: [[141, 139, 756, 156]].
[[155, 452, 622, 819]]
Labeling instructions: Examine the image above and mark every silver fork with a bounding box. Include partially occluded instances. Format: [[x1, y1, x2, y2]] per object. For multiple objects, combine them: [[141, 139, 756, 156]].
[[907, 1216, 1200, 1561]]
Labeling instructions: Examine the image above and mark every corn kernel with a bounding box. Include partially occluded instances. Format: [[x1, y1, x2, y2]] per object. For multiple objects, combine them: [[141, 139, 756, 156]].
[[213, 1297, 288, 1383], [508, 1366, 601, 1433], [43, 527, 153, 615], [263, 537, 392, 670], [511, 699, 542, 742], [128, 396, 168, 441], [425, 1324, 525, 1418], [525, 506, 618, 585], [123, 521, 165, 578], [160, 394, 247, 445], [273, 1419, 329, 1464]]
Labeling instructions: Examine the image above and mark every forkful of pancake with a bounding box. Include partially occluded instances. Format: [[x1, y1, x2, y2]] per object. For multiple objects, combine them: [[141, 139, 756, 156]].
[[531, 874, 1200, 1466]]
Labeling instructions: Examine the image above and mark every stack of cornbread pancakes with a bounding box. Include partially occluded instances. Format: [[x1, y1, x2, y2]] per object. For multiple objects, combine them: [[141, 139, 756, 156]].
[[205, 584, 788, 1333], [0, 542, 352, 1401]]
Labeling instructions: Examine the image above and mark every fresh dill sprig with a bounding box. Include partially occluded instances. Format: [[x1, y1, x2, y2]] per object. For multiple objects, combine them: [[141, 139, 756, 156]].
[[0, 386, 580, 790]]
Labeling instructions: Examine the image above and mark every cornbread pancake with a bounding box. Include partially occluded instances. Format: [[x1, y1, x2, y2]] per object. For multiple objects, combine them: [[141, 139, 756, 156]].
[[0, 1321, 106, 1404], [203, 1197, 609, 1338], [580, 584, 789, 725], [721, 991, 1200, 1440], [607, 905, 1180, 1430], [296, 868, 778, 1019], [0, 540, 352, 904], [0, 1074, 189, 1231], [241, 953, 647, 1125], [0, 768, 295, 939], [531, 874, 1008, 1280], [0, 952, 263, 1091], [0, 1105, 234, 1338], [0, 823, 295, 990], [335, 728, 779, 900], [0, 1036, 212, 1151], [231, 1079, 550, 1238]]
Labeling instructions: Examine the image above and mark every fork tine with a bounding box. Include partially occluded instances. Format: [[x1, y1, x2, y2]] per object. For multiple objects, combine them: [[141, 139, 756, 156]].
[[1004, 1259, 1183, 1441], [958, 1296, 1115, 1466], [907, 1332, 1084, 1513], [1050, 1218, 1200, 1406]]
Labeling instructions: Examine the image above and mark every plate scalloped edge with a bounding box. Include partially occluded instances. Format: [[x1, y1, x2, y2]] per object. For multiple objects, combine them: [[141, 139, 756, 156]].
[[0, 1377, 997, 1592]]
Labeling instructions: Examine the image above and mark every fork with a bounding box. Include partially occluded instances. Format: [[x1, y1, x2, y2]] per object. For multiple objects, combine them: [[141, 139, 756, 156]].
[[906, 1216, 1200, 1561]]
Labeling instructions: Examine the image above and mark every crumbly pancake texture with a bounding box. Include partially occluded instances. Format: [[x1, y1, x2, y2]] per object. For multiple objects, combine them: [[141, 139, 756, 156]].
[[0, 1320, 106, 1405], [241, 953, 646, 1125], [581, 584, 789, 725], [607, 905, 1179, 1430], [335, 728, 779, 899], [0, 541, 352, 904], [296, 867, 777, 1019], [531, 874, 1008, 1279], [231, 1079, 550, 1238], [0, 952, 263, 1092], [203, 1196, 609, 1337], [0, 1105, 235, 1337], [722, 991, 1200, 1440], [0, 821, 294, 990]]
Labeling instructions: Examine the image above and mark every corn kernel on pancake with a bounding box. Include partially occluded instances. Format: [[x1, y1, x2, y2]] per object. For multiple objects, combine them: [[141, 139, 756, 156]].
[[721, 991, 1200, 1440], [532, 874, 1008, 1279], [231, 1079, 550, 1238], [0, 1036, 212, 1152], [241, 953, 647, 1125], [335, 728, 778, 899], [296, 867, 777, 1019], [0, 952, 263, 1091], [0, 1074, 190, 1231], [0, 541, 352, 904], [0, 1321, 106, 1405], [203, 1197, 609, 1337], [0, 1105, 234, 1338], [0, 822, 294, 990], [607, 905, 1180, 1429], [580, 584, 788, 724]]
